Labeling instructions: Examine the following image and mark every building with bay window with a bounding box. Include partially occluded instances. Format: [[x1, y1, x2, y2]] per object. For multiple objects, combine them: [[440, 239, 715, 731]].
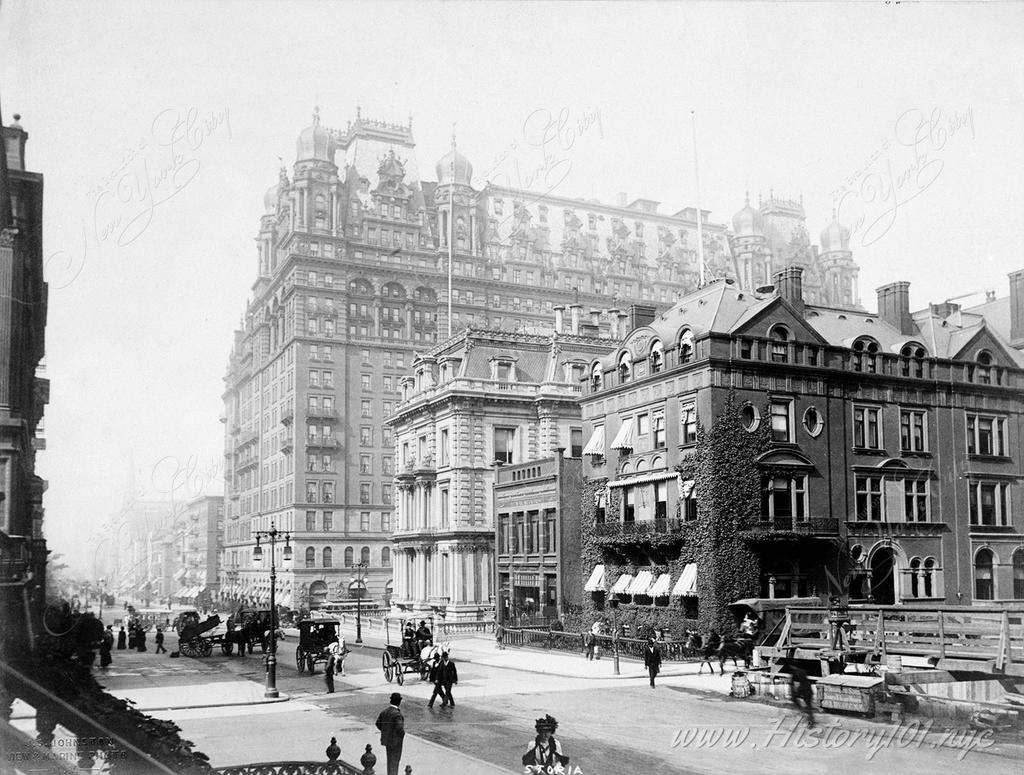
[[578, 266, 1024, 635]]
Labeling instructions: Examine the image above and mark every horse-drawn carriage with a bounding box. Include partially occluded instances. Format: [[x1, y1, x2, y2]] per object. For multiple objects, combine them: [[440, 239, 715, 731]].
[[381, 617, 447, 685], [295, 618, 341, 675], [175, 608, 272, 658]]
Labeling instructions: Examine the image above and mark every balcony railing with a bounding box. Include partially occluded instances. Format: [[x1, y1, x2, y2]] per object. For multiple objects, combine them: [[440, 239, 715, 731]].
[[306, 408, 338, 420], [305, 435, 339, 448], [748, 516, 840, 534], [593, 518, 684, 538]]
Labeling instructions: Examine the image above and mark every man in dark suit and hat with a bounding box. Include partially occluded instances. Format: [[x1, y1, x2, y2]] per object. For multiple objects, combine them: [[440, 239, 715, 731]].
[[375, 692, 405, 775], [427, 650, 459, 708]]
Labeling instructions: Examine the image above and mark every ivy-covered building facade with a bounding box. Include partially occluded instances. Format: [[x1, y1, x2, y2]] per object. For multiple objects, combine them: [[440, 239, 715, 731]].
[[576, 267, 1024, 636]]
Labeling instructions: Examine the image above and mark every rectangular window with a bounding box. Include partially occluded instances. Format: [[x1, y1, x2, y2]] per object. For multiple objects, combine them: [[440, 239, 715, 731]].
[[360, 427, 371, 446], [306, 510, 316, 531], [770, 400, 792, 443], [494, 427, 516, 465], [323, 511, 333, 531], [856, 476, 883, 521], [309, 370, 320, 388], [680, 402, 697, 445], [381, 511, 391, 532], [361, 373, 371, 391], [360, 454, 372, 474], [761, 475, 807, 522], [322, 482, 334, 503], [854, 405, 882, 449], [654, 481, 668, 520], [904, 480, 929, 522], [323, 345, 332, 361], [323, 371, 334, 388], [623, 488, 635, 523], [382, 456, 393, 475], [652, 413, 666, 449], [440, 488, 450, 528], [361, 399, 372, 417], [360, 483, 371, 504], [382, 484, 393, 504], [636, 413, 650, 451], [570, 427, 583, 457], [967, 413, 1006, 456], [361, 512, 371, 531], [970, 481, 1009, 526], [440, 428, 450, 466], [900, 409, 928, 452], [306, 481, 318, 503]]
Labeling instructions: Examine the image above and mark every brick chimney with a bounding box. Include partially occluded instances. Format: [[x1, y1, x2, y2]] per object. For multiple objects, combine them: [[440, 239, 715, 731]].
[[629, 304, 657, 330], [590, 309, 601, 328], [553, 305, 565, 333], [876, 281, 917, 336], [1010, 269, 1024, 350], [773, 266, 805, 316], [569, 303, 582, 334]]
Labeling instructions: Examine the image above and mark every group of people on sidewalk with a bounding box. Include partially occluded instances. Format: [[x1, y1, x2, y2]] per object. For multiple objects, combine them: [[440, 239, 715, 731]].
[[96, 623, 168, 669]]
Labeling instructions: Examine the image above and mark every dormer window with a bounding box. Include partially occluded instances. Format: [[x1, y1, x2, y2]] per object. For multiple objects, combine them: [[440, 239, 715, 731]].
[[769, 326, 790, 363], [490, 356, 517, 382], [679, 330, 694, 364], [649, 340, 664, 374], [591, 363, 603, 391], [852, 337, 879, 373], [975, 350, 994, 385], [564, 362, 586, 383], [618, 352, 632, 383], [899, 343, 927, 377]]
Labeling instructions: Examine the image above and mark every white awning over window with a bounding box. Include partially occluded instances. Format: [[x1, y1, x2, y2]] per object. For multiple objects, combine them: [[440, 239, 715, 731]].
[[608, 471, 677, 488], [584, 564, 606, 592], [611, 573, 634, 595], [671, 563, 699, 597], [627, 570, 654, 595], [609, 421, 635, 451], [583, 426, 605, 457], [649, 573, 672, 597]]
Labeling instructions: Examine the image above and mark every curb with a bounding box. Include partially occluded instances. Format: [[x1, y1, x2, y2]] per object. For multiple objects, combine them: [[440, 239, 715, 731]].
[[130, 694, 292, 712]]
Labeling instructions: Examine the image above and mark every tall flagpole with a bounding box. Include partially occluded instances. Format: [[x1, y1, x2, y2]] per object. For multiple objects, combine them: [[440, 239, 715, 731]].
[[691, 111, 705, 287], [447, 128, 455, 339]]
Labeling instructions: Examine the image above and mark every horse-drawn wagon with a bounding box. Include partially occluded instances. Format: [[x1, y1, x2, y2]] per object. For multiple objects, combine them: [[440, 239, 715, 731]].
[[295, 618, 341, 674], [175, 608, 272, 658], [381, 617, 447, 685]]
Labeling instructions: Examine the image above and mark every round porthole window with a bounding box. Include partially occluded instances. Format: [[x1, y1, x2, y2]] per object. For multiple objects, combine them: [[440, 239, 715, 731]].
[[850, 544, 866, 564], [740, 403, 760, 432], [803, 406, 824, 437]]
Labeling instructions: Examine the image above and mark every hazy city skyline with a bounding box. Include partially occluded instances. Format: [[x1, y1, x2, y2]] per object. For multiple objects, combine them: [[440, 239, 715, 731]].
[[2, 1, 1022, 572]]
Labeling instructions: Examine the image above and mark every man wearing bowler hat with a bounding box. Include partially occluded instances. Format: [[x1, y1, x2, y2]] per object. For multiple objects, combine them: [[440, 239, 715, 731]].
[[375, 692, 405, 775]]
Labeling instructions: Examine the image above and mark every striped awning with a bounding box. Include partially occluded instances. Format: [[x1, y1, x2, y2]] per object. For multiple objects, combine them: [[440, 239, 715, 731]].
[[608, 471, 677, 488], [584, 564, 606, 592], [611, 573, 634, 595], [649, 573, 672, 597], [626, 570, 654, 595], [173, 568, 187, 581], [582, 426, 605, 456], [671, 563, 698, 597], [609, 421, 634, 451]]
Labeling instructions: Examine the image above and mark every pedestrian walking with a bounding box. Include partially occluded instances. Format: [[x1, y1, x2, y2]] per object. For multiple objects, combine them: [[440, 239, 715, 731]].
[[522, 714, 570, 772], [427, 651, 458, 708], [136, 627, 147, 652], [643, 636, 662, 688], [495, 623, 505, 650], [99, 626, 114, 668], [324, 650, 336, 693], [786, 660, 816, 727], [154, 627, 167, 654], [116, 626, 127, 650], [375, 692, 405, 775]]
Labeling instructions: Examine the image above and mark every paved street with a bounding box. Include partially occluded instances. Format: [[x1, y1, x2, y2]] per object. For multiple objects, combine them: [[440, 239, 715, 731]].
[[89, 627, 1024, 775]]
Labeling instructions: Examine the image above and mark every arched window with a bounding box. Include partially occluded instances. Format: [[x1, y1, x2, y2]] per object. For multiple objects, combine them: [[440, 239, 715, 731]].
[[649, 340, 664, 374], [382, 547, 392, 567], [852, 338, 879, 373], [679, 330, 694, 364], [361, 546, 371, 566], [305, 547, 316, 568], [590, 363, 603, 391], [923, 557, 936, 598], [909, 557, 921, 598], [975, 548, 994, 600], [322, 547, 333, 568], [315, 193, 327, 229], [1013, 549, 1024, 599], [900, 343, 927, 378], [975, 350, 994, 385], [617, 353, 632, 383], [769, 326, 790, 363], [344, 547, 354, 567]]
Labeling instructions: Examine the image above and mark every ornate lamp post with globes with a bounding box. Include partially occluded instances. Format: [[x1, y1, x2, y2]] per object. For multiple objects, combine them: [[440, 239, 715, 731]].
[[253, 522, 292, 699]]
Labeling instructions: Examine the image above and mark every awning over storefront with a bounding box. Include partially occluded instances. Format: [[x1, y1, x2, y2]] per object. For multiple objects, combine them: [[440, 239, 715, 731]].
[[608, 471, 677, 488], [582, 426, 605, 457], [627, 570, 654, 595], [584, 564, 606, 592], [671, 563, 698, 597], [173, 568, 187, 581], [611, 573, 634, 595], [608, 421, 635, 452], [649, 573, 672, 597]]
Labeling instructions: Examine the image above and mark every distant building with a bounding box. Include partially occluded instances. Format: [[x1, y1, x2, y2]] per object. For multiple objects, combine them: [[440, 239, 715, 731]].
[[579, 269, 1024, 636], [0, 111, 48, 657]]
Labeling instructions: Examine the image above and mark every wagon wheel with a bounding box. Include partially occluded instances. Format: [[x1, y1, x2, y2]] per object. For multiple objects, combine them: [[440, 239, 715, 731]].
[[200, 640, 213, 658], [180, 639, 199, 658], [307, 655, 316, 675], [382, 650, 396, 683], [396, 663, 405, 685], [296, 647, 305, 673]]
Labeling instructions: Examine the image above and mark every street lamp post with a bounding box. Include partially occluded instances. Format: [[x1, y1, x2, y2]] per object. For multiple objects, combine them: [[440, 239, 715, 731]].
[[98, 578, 106, 622], [253, 522, 292, 699], [610, 593, 620, 676], [351, 562, 367, 644]]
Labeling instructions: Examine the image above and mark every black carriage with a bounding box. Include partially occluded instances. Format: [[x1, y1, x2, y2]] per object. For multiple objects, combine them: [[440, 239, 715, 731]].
[[223, 608, 273, 655], [175, 608, 273, 657], [295, 618, 340, 675], [382, 617, 437, 685], [176, 612, 222, 657]]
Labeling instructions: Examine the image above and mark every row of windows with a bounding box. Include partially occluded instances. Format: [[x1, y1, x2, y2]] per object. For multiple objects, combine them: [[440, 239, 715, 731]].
[[302, 510, 391, 533], [307, 370, 335, 388], [302, 546, 391, 568]]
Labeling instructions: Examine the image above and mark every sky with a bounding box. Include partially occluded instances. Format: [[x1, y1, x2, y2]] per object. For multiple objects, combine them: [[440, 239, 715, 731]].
[[2, 1, 1022, 573]]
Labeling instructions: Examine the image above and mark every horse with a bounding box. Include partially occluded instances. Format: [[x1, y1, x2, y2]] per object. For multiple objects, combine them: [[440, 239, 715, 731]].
[[419, 641, 451, 680], [713, 637, 754, 674], [683, 630, 703, 659]]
